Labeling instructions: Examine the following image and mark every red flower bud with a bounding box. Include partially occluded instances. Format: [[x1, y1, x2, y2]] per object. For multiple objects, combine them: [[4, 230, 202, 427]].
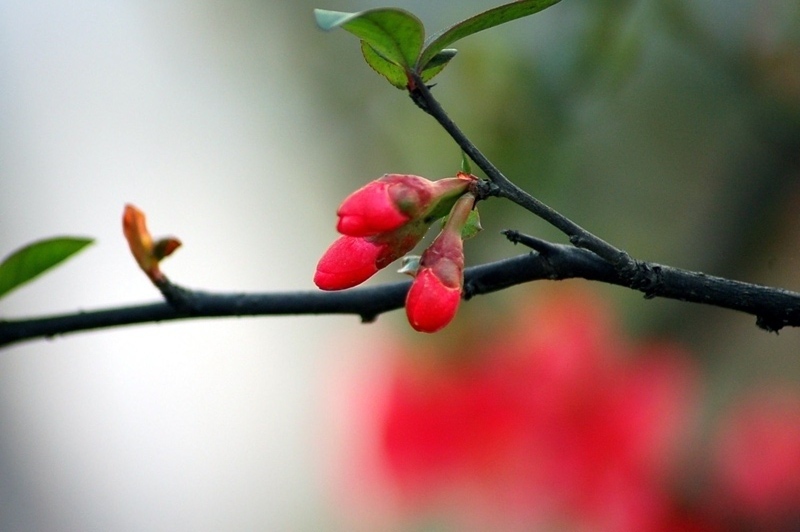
[[405, 194, 474, 333], [405, 265, 463, 333], [336, 174, 474, 237], [314, 235, 384, 290], [315, 220, 431, 291]]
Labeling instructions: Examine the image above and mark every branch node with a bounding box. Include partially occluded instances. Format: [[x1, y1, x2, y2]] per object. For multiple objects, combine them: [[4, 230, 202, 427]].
[[502, 229, 523, 245], [756, 314, 785, 333], [155, 278, 199, 314], [471, 179, 500, 201], [408, 84, 432, 115], [501, 230, 560, 279], [463, 280, 480, 300], [360, 313, 378, 324], [503, 230, 556, 254]]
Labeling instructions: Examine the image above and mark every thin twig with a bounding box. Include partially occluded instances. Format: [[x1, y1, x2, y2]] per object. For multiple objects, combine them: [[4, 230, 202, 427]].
[[408, 72, 641, 279]]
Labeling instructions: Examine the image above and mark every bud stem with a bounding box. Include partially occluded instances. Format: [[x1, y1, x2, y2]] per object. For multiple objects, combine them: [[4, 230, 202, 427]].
[[442, 192, 476, 235]]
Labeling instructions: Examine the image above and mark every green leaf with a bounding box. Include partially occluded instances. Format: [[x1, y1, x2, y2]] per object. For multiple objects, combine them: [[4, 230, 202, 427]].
[[360, 43, 455, 89], [460, 209, 482, 241], [419, 48, 458, 83], [314, 8, 424, 69], [439, 208, 482, 241], [0, 237, 93, 300], [361, 41, 408, 89], [417, 0, 563, 70], [460, 151, 472, 174]]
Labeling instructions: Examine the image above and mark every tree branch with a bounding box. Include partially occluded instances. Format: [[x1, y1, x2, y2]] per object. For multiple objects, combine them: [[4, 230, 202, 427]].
[[502, 231, 800, 332], [407, 72, 799, 324], [408, 72, 644, 281], [4, 232, 800, 348], [4, 57, 797, 348], [0, 253, 545, 348]]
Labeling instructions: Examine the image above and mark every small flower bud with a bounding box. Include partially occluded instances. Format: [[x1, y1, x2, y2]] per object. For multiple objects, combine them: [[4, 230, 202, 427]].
[[405, 265, 463, 333], [122, 204, 181, 282], [315, 219, 431, 291], [405, 194, 475, 333], [314, 235, 384, 290], [336, 174, 474, 237], [336, 176, 412, 236]]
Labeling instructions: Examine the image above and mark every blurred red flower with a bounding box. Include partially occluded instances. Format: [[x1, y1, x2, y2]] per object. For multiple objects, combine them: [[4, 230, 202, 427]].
[[329, 287, 703, 531], [711, 387, 800, 528]]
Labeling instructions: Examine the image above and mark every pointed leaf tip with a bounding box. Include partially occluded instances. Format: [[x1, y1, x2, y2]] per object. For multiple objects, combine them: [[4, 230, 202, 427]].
[[418, 0, 563, 70], [419, 48, 458, 83], [153, 238, 182, 261], [461, 209, 482, 240], [314, 9, 352, 31], [0, 237, 93, 300], [460, 151, 472, 174]]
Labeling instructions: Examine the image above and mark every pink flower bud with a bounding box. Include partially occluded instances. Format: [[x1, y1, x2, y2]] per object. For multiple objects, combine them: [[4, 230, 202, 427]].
[[336, 174, 474, 237], [405, 265, 463, 333], [315, 220, 431, 291], [314, 235, 384, 290], [405, 194, 474, 333]]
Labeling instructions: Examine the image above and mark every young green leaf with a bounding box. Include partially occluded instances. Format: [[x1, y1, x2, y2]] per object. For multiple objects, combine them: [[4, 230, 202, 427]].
[[460, 151, 472, 174], [439, 207, 482, 241], [0, 237, 93, 300], [417, 0, 563, 71], [361, 41, 409, 89], [460, 209, 482, 241], [419, 49, 458, 83], [314, 8, 424, 69]]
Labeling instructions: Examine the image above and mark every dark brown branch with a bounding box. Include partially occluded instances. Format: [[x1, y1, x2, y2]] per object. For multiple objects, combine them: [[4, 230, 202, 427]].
[[4, 233, 800, 348]]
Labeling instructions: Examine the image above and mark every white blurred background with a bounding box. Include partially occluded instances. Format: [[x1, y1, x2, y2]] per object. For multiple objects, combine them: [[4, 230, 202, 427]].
[[0, 1, 359, 529]]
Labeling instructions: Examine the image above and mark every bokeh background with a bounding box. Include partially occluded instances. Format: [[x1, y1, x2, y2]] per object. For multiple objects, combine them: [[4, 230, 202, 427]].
[[1, 0, 799, 530]]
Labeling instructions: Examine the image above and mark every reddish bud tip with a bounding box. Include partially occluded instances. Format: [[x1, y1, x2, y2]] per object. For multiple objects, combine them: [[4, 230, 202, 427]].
[[335, 175, 431, 237], [315, 217, 432, 291], [335, 174, 475, 237], [314, 235, 383, 290], [122, 204, 182, 283], [336, 180, 409, 236], [403, 193, 473, 333], [153, 238, 182, 261], [123, 204, 162, 281], [405, 267, 462, 333]]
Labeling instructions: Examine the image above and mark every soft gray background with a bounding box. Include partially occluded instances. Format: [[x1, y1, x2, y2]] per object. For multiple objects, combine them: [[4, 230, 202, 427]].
[[0, 2, 350, 529]]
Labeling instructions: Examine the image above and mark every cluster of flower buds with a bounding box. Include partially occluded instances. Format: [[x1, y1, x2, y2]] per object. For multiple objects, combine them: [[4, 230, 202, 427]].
[[314, 173, 478, 333]]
